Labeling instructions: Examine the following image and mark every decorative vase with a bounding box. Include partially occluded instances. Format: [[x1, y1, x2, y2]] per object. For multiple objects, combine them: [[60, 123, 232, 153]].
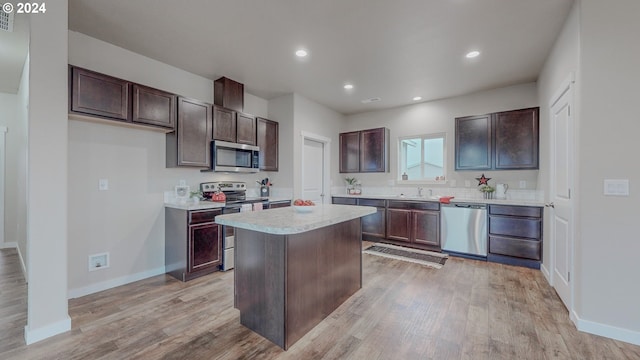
[[483, 192, 493, 199]]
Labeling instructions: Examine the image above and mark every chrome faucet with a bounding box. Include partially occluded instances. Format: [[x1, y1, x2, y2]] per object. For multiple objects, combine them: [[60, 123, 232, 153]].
[[417, 187, 424, 197], [428, 189, 433, 197]]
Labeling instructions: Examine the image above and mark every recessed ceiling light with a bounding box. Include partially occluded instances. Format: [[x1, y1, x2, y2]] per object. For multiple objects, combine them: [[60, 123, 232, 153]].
[[295, 49, 308, 57], [413, 96, 422, 101], [466, 50, 480, 58], [344, 84, 354, 90]]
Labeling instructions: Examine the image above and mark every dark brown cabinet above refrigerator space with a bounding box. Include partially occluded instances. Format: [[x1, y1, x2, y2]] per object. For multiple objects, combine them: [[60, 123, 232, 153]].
[[69, 66, 176, 132], [455, 107, 539, 171], [339, 127, 390, 173]]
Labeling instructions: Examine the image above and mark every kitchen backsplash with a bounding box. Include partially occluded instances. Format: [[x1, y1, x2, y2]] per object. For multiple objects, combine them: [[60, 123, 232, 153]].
[[331, 186, 544, 202]]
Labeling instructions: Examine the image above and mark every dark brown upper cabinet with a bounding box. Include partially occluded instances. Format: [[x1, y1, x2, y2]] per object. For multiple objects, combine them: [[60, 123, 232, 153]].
[[70, 66, 130, 121], [166, 97, 212, 168], [69, 66, 176, 132], [132, 84, 176, 129], [212, 105, 236, 142], [339, 131, 361, 173], [214, 77, 244, 112], [455, 114, 492, 170], [339, 128, 389, 173], [455, 107, 539, 171], [236, 112, 256, 145], [256, 117, 279, 171], [494, 108, 539, 170]]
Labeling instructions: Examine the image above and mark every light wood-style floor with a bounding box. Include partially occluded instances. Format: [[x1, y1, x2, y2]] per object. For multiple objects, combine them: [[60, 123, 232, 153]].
[[2, 246, 640, 359]]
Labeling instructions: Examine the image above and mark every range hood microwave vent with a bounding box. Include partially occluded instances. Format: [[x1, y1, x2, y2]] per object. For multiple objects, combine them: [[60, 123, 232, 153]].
[[0, 9, 14, 32]]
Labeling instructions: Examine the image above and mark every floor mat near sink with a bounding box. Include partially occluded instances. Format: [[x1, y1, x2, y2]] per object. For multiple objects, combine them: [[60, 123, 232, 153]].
[[363, 243, 448, 269]]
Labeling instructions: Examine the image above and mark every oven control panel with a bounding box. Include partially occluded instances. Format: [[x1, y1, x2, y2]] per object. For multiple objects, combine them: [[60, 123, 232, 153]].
[[200, 181, 246, 192]]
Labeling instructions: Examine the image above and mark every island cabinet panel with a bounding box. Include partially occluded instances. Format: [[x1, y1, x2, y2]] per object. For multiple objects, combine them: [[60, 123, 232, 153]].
[[132, 84, 176, 129], [455, 114, 492, 170], [166, 97, 212, 168], [70, 66, 130, 121], [234, 218, 361, 350], [256, 117, 279, 171]]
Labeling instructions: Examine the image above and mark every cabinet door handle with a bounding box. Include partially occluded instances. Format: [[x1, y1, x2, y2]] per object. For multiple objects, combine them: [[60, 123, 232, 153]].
[[545, 202, 555, 208]]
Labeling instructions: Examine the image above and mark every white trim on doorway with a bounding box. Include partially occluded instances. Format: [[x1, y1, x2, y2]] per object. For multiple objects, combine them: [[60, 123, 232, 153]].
[[0, 126, 6, 246], [300, 131, 331, 204]]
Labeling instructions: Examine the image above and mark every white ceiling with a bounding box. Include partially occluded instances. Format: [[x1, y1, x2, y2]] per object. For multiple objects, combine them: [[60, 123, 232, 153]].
[[0, 13, 29, 94], [69, 1, 571, 115]]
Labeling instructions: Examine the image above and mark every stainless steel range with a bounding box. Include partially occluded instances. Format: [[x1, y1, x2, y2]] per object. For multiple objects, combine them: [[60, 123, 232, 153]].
[[200, 181, 268, 271]]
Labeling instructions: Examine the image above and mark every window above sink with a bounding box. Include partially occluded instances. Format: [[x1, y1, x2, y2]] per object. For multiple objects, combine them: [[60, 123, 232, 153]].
[[398, 132, 446, 183]]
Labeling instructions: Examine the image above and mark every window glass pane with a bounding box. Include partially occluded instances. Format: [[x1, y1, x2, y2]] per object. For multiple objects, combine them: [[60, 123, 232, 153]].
[[423, 137, 444, 178], [398, 133, 445, 181]]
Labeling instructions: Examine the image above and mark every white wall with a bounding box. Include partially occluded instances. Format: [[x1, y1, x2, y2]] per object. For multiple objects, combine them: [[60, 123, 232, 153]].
[[537, 2, 580, 291], [292, 93, 345, 199], [343, 83, 539, 192], [267, 93, 294, 194], [67, 31, 275, 297], [25, 0, 71, 344], [0, 54, 29, 276], [574, 0, 640, 344]]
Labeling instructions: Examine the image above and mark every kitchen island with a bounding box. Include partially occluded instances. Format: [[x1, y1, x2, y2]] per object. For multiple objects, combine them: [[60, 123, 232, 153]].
[[215, 204, 375, 350]]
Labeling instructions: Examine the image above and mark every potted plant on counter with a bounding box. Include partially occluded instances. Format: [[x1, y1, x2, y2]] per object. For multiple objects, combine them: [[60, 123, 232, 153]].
[[345, 177, 359, 195], [479, 185, 495, 199]]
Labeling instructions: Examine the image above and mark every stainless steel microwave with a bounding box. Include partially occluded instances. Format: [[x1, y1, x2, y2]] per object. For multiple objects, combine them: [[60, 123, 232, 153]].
[[210, 140, 260, 173]]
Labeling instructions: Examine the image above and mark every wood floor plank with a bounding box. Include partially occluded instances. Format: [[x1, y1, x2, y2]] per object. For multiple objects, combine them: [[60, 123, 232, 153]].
[[2, 247, 640, 359]]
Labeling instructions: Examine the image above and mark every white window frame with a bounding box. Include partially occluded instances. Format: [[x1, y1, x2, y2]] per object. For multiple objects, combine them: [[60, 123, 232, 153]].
[[397, 132, 447, 184]]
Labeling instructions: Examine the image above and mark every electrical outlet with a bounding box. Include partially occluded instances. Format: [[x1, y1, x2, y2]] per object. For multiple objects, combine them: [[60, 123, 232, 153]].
[[89, 253, 110, 271], [519, 180, 527, 189], [99, 179, 109, 191], [464, 180, 471, 187], [179, 179, 187, 186]]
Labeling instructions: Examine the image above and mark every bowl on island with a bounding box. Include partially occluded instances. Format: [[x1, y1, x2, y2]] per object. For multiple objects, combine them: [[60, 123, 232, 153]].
[[293, 199, 315, 213], [293, 205, 314, 213]]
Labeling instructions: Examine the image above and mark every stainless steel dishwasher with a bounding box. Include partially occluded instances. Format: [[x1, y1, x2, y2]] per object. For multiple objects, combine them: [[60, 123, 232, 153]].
[[440, 203, 487, 258]]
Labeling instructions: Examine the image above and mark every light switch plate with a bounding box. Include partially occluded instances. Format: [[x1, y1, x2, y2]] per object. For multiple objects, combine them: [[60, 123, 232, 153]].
[[604, 179, 629, 196], [519, 180, 527, 188]]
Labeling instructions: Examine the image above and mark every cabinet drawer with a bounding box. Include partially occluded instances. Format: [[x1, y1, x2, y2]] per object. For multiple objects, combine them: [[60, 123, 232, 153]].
[[489, 235, 541, 260], [489, 205, 541, 218], [489, 216, 541, 239], [388, 201, 439, 211], [358, 198, 386, 207], [189, 209, 221, 224], [332, 197, 357, 205]]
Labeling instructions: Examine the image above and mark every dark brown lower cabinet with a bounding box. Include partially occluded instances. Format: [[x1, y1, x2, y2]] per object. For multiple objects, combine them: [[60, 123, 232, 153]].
[[488, 204, 542, 269], [165, 207, 222, 281], [358, 198, 386, 240], [386, 201, 440, 251]]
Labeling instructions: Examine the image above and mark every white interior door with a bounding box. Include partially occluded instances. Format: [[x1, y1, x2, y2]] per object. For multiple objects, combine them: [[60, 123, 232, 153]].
[[550, 78, 574, 311], [302, 138, 325, 203]]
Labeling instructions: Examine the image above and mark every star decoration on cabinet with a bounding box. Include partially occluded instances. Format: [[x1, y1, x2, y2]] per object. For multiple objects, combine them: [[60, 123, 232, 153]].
[[476, 174, 491, 186]]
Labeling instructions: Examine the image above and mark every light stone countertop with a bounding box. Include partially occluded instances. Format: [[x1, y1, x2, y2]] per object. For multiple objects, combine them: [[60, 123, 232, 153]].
[[164, 197, 292, 211], [215, 204, 376, 235], [332, 194, 544, 207]]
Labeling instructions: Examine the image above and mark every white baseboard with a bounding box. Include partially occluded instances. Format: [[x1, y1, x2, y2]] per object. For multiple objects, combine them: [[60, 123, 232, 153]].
[[24, 316, 72, 345], [540, 263, 551, 285], [574, 311, 640, 346], [67, 266, 166, 299], [1, 241, 28, 282]]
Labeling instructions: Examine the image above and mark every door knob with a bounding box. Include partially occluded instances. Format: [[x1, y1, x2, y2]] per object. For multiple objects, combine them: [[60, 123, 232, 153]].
[[545, 202, 555, 208]]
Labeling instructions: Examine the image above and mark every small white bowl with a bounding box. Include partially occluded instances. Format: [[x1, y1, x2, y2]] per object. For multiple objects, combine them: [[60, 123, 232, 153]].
[[293, 205, 314, 213]]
